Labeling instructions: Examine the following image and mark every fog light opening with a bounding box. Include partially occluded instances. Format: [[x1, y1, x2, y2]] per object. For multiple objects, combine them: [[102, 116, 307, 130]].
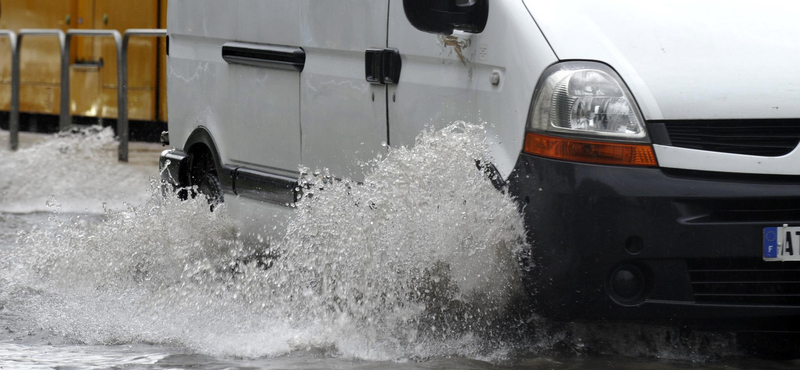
[[609, 265, 646, 304]]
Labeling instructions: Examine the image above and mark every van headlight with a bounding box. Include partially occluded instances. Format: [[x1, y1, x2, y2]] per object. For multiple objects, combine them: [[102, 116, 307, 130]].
[[529, 61, 647, 142], [524, 61, 657, 167]]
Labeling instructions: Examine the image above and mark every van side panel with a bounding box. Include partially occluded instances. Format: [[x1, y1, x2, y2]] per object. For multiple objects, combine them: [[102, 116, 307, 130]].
[[237, 1, 299, 46], [167, 0, 303, 178], [298, 1, 389, 180], [387, 0, 557, 178], [167, 0, 237, 163]]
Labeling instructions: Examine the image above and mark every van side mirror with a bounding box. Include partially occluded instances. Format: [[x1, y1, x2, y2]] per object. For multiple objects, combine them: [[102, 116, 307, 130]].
[[403, 0, 488, 35]]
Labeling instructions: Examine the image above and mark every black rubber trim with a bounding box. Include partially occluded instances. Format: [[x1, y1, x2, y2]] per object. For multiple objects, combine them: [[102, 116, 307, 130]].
[[661, 168, 800, 185], [183, 127, 299, 205], [233, 167, 298, 205], [647, 121, 671, 146], [222, 42, 305, 72]]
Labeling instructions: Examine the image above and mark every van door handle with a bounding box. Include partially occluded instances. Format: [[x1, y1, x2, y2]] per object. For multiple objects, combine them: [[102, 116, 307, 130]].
[[222, 42, 306, 72], [365, 48, 401, 85]]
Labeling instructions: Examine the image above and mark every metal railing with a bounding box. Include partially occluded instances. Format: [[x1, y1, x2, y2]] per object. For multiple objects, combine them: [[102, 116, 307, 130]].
[[0, 31, 18, 150], [120, 29, 167, 162], [2, 28, 166, 162]]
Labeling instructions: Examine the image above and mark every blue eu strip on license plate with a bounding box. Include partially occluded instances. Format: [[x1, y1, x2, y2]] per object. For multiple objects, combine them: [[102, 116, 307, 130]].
[[764, 226, 800, 261], [764, 227, 779, 259]]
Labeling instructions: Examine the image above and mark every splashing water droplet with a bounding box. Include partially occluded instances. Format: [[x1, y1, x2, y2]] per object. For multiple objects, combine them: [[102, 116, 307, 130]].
[[1, 122, 533, 361]]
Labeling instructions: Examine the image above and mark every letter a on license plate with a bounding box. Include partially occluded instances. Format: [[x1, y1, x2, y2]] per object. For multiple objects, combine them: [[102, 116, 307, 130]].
[[764, 226, 800, 261]]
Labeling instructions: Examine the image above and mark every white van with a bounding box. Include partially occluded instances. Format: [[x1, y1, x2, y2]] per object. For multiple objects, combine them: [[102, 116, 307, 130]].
[[160, 0, 800, 328]]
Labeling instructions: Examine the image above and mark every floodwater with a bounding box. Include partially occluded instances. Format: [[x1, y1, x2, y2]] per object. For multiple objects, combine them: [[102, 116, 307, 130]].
[[0, 127, 798, 369]]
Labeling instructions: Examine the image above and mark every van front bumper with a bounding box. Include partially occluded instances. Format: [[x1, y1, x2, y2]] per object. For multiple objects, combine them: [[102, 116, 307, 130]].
[[508, 154, 800, 330]]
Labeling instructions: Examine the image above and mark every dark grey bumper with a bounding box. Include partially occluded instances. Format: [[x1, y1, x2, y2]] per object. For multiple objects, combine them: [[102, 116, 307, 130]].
[[508, 153, 800, 330], [159, 149, 189, 188]]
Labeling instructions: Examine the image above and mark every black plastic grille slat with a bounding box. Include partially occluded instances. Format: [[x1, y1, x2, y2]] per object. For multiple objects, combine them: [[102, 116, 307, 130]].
[[688, 259, 800, 306], [692, 270, 800, 282], [693, 295, 800, 306], [670, 141, 795, 149], [693, 283, 800, 295], [670, 134, 794, 140], [662, 120, 800, 156], [669, 137, 795, 148]]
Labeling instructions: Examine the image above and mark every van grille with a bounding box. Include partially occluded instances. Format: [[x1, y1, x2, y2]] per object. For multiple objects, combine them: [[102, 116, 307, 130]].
[[674, 198, 800, 224], [688, 259, 800, 306], [662, 120, 800, 157]]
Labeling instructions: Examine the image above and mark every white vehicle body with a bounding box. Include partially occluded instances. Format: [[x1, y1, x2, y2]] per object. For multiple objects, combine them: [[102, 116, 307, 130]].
[[526, 0, 800, 175], [166, 0, 800, 181], [162, 0, 800, 325], [166, 0, 551, 180]]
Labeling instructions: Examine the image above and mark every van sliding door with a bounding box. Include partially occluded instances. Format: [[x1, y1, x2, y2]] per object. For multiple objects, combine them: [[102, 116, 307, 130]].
[[298, 0, 390, 181], [227, 1, 303, 179]]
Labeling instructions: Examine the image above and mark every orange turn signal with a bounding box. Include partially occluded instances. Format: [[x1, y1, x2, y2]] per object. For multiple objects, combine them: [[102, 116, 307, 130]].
[[523, 132, 658, 167]]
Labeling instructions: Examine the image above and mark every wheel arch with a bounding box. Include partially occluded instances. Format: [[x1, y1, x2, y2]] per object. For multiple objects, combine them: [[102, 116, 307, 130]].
[[182, 126, 233, 191]]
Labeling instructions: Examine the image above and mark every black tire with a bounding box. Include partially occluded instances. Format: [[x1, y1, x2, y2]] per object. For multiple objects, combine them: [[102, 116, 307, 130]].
[[190, 149, 223, 211], [195, 171, 223, 211]]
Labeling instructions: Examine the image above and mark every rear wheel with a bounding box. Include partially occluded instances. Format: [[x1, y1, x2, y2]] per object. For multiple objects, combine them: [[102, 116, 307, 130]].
[[190, 150, 224, 211], [196, 171, 223, 211]]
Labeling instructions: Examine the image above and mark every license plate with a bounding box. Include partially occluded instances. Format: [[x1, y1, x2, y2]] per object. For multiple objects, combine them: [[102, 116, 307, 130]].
[[764, 226, 800, 261]]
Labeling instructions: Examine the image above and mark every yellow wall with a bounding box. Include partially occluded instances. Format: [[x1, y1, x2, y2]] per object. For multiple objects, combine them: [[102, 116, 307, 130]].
[[0, 0, 71, 115], [158, 0, 166, 122], [0, 0, 166, 122]]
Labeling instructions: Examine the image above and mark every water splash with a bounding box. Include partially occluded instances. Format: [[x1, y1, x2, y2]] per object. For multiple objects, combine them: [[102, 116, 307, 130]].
[[0, 123, 742, 364], [1, 122, 530, 361], [0, 127, 154, 213]]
